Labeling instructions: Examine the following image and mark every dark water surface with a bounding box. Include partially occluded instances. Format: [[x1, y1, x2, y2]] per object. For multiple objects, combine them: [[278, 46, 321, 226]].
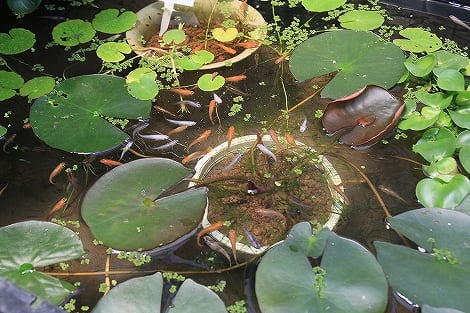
[[0, 0, 468, 312]]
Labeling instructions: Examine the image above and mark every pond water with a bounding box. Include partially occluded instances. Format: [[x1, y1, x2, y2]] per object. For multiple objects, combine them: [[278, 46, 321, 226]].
[[0, 0, 469, 312]]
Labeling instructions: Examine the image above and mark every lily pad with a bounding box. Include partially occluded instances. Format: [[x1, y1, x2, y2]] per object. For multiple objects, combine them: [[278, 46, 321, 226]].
[[96, 42, 132, 62], [416, 174, 470, 208], [289, 30, 405, 99], [415, 90, 453, 109], [448, 105, 470, 129], [423, 157, 458, 182], [393, 28, 442, 53], [0, 28, 35, 55], [0, 70, 24, 101], [404, 54, 436, 77], [52, 19, 96, 47], [81, 158, 208, 251], [398, 106, 440, 131], [338, 10, 384, 30], [0, 221, 84, 305], [197, 73, 225, 91], [412, 127, 456, 162], [7, 0, 42, 14], [30, 74, 151, 153], [375, 208, 470, 311], [212, 27, 238, 42], [301, 0, 346, 12], [126, 68, 159, 100], [256, 222, 388, 313], [162, 29, 186, 45], [19, 76, 55, 101], [0, 125, 6, 137], [176, 50, 215, 70], [436, 69, 465, 91], [92, 9, 137, 34]]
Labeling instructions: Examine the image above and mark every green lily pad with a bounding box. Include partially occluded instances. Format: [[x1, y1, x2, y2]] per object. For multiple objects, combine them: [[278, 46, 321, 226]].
[[412, 127, 456, 162], [162, 29, 186, 45], [457, 130, 470, 173], [176, 50, 214, 71], [212, 27, 238, 42], [30, 74, 150, 153], [416, 175, 470, 208], [19, 76, 55, 101], [7, 0, 41, 14], [92, 9, 137, 34], [52, 19, 96, 47], [0, 70, 24, 101], [197, 73, 225, 92], [404, 54, 436, 77], [289, 30, 405, 99], [0, 125, 6, 137], [448, 105, 470, 129], [0, 28, 35, 55], [96, 41, 132, 62], [433, 50, 469, 72], [436, 69, 465, 91], [256, 222, 388, 313], [338, 10, 384, 30], [301, 0, 346, 12], [375, 208, 470, 311], [126, 68, 159, 100], [81, 158, 208, 251], [422, 157, 458, 182], [0, 221, 84, 305], [393, 28, 442, 53], [398, 106, 440, 131], [415, 90, 453, 109]]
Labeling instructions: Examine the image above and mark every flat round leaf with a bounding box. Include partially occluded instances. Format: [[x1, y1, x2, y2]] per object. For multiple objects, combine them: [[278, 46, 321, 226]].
[[338, 10, 384, 30], [92, 9, 137, 34], [177, 50, 215, 70], [416, 175, 470, 208], [302, 0, 346, 12], [197, 73, 225, 91], [0, 28, 35, 55], [404, 54, 436, 77], [30, 75, 150, 153], [93, 272, 163, 313], [398, 106, 440, 131], [412, 127, 456, 162], [415, 91, 453, 109], [81, 158, 208, 251], [0, 70, 24, 101], [96, 42, 132, 62], [212, 27, 238, 42], [436, 69, 465, 91], [448, 105, 470, 129], [52, 19, 96, 47], [289, 30, 405, 99], [19, 76, 55, 100], [393, 28, 442, 53], [126, 68, 159, 100], [162, 29, 186, 45]]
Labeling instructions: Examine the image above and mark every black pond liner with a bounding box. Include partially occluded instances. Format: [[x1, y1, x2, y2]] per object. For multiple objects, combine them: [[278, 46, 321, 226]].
[[380, 0, 470, 21]]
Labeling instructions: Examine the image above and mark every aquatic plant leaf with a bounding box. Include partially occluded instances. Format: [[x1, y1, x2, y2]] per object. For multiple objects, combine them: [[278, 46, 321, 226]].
[[393, 28, 442, 53], [197, 73, 225, 91], [415, 90, 453, 109], [256, 223, 387, 313], [375, 208, 470, 311], [126, 68, 159, 100], [301, 0, 346, 12], [422, 304, 465, 313], [0, 70, 24, 101], [0, 221, 84, 305], [433, 50, 469, 72], [404, 54, 436, 77], [338, 10, 384, 30], [284, 222, 329, 258], [177, 50, 214, 70], [0, 125, 6, 137], [92, 9, 137, 34], [93, 272, 163, 313], [96, 42, 132, 62], [455, 90, 470, 106], [30, 75, 150, 153], [423, 157, 458, 182], [398, 106, 441, 131], [212, 27, 238, 42], [457, 130, 470, 173], [0, 28, 35, 55], [289, 30, 405, 99], [81, 158, 208, 251], [168, 279, 228, 313], [436, 69, 465, 91], [162, 29, 186, 45], [448, 105, 470, 129], [19, 76, 55, 100], [52, 19, 96, 47], [412, 127, 456, 162], [416, 175, 470, 208], [7, 0, 41, 14]]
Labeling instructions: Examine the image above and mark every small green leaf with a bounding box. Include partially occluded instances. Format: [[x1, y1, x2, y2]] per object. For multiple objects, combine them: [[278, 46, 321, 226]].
[[52, 19, 96, 47], [417, 175, 470, 209], [19, 76, 55, 100], [415, 91, 453, 109], [162, 29, 186, 45], [197, 73, 225, 91], [126, 68, 159, 100], [412, 127, 456, 162], [404, 54, 436, 77], [0, 28, 36, 55], [436, 69, 465, 91], [448, 106, 470, 129], [177, 50, 215, 70], [0, 70, 24, 101], [393, 28, 442, 53], [302, 0, 346, 12], [455, 91, 470, 106], [92, 9, 137, 34], [422, 157, 458, 182], [457, 131, 470, 173], [96, 42, 132, 62], [212, 27, 238, 42], [0, 125, 7, 137], [338, 10, 384, 30], [398, 106, 440, 131]]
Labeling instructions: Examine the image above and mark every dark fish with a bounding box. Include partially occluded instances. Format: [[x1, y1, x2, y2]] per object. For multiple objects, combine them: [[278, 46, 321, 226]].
[[203, 235, 232, 266], [242, 225, 262, 249]]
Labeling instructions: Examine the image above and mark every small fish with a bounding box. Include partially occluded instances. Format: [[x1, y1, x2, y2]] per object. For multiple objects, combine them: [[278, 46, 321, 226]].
[[242, 225, 262, 249], [119, 140, 133, 161], [46, 197, 67, 220], [169, 88, 195, 96], [235, 41, 259, 48], [0, 183, 8, 197], [228, 229, 238, 264], [225, 75, 247, 83], [203, 236, 232, 266], [268, 129, 282, 149], [450, 15, 470, 31], [299, 115, 307, 133], [208, 99, 217, 125], [222, 152, 243, 172], [227, 126, 235, 150], [138, 133, 169, 141], [213, 93, 222, 104], [378, 184, 409, 204], [49, 162, 66, 184], [213, 41, 237, 54], [153, 105, 177, 117], [197, 221, 225, 246], [255, 208, 287, 226], [187, 130, 211, 150], [182, 146, 212, 164], [247, 180, 266, 195], [167, 125, 188, 136], [274, 54, 288, 64], [191, 42, 205, 53], [131, 122, 150, 140], [176, 100, 201, 109], [257, 143, 277, 162], [285, 133, 297, 147], [165, 118, 197, 127], [357, 115, 376, 127], [2, 134, 16, 153], [22, 122, 31, 129], [225, 85, 251, 96], [99, 159, 123, 167], [149, 139, 179, 151]]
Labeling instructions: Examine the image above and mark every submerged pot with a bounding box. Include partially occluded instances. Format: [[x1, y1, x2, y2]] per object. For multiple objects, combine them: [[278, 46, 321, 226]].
[[190, 135, 346, 255], [126, 0, 267, 69]]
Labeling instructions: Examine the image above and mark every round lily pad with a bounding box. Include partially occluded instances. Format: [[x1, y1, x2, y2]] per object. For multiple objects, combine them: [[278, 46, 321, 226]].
[[0, 28, 35, 55], [393, 28, 442, 53], [81, 158, 208, 251], [338, 10, 385, 30], [30, 74, 151, 153], [96, 41, 132, 62], [197, 73, 225, 91], [19, 76, 55, 100], [301, 0, 346, 12], [212, 27, 238, 42], [92, 8, 137, 34], [52, 19, 96, 47], [126, 68, 159, 100], [0, 70, 24, 101]]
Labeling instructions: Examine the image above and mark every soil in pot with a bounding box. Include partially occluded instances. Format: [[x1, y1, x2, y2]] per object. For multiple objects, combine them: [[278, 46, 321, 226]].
[[203, 144, 334, 248]]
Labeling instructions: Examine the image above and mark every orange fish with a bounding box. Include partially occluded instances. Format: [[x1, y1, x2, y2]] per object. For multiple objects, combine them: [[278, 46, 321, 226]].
[[187, 130, 211, 150], [22, 122, 31, 129], [169, 88, 195, 96], [213, 42, 237, 55], [181, 146, 212, 165], [275, 54, 288, 64], [228, 229, 238, 264], [225, 75, 247, 83], [167, 125, 189, 136], [227, 126, 235, 150], [49, 162, 66, 184], [268, 129, 282, 149], [235, 41, 259, 48], [240, 0, 248, 10], [46, 197, 67, 220], [99, 159, 123, 167], [153, 105, 177, 117], [208, 99, 217, 125], [197, 221, 225, 246], [191, 42, 205, 53], [285, 133, 297, 147]]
